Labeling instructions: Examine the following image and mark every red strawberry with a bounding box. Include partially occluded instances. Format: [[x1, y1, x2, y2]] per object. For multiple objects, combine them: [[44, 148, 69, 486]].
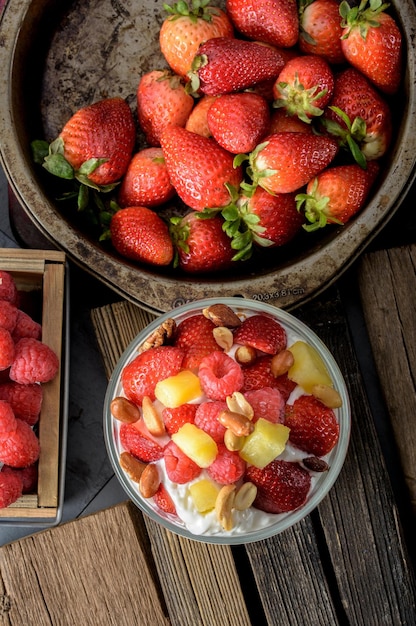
[[207, 92, 270, 154], [296, 161, 380, 231], [285, 394, 340, 456], [322, 68, 392, 163], [153, 482, 177, 515], [246, 459, 311, 513], [340, 0, 402, 95], [226, 0, 299, 48], [55, 97, 135, 186], [160, 1, 234, 78], [269, 109, 314, 134], [188, 37, 286, 96], [207, 444, 246, 485], [160, 125, 243, 211], [162, 404, 198, 436], [185, 95, 218, 137], [173, 314, 220, 369], [247, 132, 338, 194], [233, 314, 287, 355], [171, 212, 235, 273], [240, 356, 296, 400], [121, 345, 185, 406], [118, 148, 175, 209], [164, 440, 202, 484], [120, 423, 165, 462], [110, 207, 174, 267], [299, 0, 346, 65], [273, 55, 334, 124]]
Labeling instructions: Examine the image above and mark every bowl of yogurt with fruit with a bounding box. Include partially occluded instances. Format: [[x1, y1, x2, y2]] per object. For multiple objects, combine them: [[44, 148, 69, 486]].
[[103, 297, 350, 544]]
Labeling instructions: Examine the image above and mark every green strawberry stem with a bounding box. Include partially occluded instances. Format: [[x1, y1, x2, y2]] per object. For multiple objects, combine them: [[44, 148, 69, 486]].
[[163, 0, 219, 22], [321, 106, 367, 169], [340, 0, 391, 38], [296, 179, 343, 232], [273, 77, 327, 124]]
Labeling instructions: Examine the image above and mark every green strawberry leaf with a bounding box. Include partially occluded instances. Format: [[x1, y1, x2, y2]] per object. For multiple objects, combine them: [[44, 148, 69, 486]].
[[42, 153, 75, 180], [31, 140, 50, 164]]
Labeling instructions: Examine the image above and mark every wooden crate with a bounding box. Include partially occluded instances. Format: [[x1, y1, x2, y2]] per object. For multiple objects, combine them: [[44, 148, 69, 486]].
[[0, 248, 67, 523]]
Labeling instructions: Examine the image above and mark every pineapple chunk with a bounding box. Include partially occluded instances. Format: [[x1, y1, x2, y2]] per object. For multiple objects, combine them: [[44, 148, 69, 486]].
[[171, 423, 218, 468], [240, 418, 290, 469], [155, 370, 202, 408], [288, 340, 333, 393], [189, 479, 221, 513]]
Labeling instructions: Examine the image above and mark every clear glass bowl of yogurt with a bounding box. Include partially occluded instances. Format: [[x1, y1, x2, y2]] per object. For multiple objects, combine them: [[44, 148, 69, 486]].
[[103, 297, 351, 544]]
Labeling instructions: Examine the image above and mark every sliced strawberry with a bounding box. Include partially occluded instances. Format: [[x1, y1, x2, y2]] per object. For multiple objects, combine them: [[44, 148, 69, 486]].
[[285, 394, 340, 456], [207, 444, 246, 485], [162, 404, 198, 436], [233, 314, 287, 355], [173, 314, 220, 369], [246, 460, 312, 514], [120, 423, 165, 463], [164, 440, 202, 484], [153, 482, 177, 515], [240, 356, 296, 401]]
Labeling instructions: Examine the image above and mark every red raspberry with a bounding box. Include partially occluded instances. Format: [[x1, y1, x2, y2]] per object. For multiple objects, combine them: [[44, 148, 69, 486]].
[[207, 444, 246, 485], [162, 403, 198, 435], [0, 271, 18, 306], [0, 300, 18, 333], [0, 400, 16, 433], [163, 441, 202, 484], [246, 460, 311, 514], [233, 314, 287, 354], [9, 338, 59, 384], [19, 463, 38, 493], [244, 387, 285, 423], [0, 419, 40, 468], [0, 328, 15, 371], [0, 382, 43, 426], [120, 423, 165, 462], [285, 395, 340, 456], [0, 466, 23, 508], [194, 400, 228, 443], [153, 483, 177, 515], [198, 351, 244, 401], [12, 310, 42, 341]]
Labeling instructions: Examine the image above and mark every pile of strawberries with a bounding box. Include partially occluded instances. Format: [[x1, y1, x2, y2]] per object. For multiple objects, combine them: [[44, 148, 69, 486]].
[[32, 0, 403, 274], [0, 270, 59, 508]]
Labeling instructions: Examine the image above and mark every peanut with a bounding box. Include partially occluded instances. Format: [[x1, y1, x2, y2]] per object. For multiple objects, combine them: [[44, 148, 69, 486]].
[[234, 482, 257, 511], [213, 326, 234, 351], [235, 345, 257, 366], [110, 396, 141, 424], [224, 428, 245, 452], [215, 484, 236, 531], [226, 391, 254, 420], [142, 396, 166, 436], [119, 452, 146, 483], [270, 350, 295, 378], [139, 463, 160, 498], [218, 410, 254, 437], [311, 384, 342, 409], [202, 304, 241, 328]]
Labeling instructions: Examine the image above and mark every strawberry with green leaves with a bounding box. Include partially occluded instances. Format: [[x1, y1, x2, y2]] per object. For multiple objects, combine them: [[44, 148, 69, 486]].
[[340, 0, 402, 95], [160, 0, 234, 78], [299, 0, 346, 65], [296, 161, 380, 231], [226, 0, 299, 48], [160, 125, 243, 211], [118, 148, 175, 208], [137, 70, 194, 147]]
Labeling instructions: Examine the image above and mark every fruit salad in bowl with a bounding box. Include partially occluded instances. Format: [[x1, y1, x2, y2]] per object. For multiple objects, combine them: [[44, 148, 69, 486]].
[[103, 298, 350, 544]]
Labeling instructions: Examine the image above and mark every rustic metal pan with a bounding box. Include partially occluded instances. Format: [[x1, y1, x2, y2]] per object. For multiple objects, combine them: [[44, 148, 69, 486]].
[[0, 0, 415, 314]]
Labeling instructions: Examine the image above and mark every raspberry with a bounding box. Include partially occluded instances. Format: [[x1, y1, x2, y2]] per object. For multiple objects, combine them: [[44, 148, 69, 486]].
[[285, 394, 340, 456], [18, 463, 38, 493], [0, 466, 23, 508], [12, 310, 42, 341], [198, 351, 244, 401], [162, 403, 197, 435], [154, 483, 177, 515], [0, 328, 15, 371], [0, 382, 43, 426], [0, 271, 18, 305], [0, 418, 40, 468], [0, 300, 18, 333], [163, 440, 202, 484], [244, 387, 285, 423], [120, 423, 165, 462], [194, 400, 228, 443], [9, 338, 59, 384], [207, 444, 246, 485], [0, 400, 18, 434]]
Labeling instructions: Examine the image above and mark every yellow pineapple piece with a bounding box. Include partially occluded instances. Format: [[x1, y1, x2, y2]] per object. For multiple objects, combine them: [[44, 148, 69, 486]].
[[154, 370, 202, 408], [189, 479, 221, 513], [287, 340, 333, 393], [171, 423, 218, 468], [240, 418, 290, 469]]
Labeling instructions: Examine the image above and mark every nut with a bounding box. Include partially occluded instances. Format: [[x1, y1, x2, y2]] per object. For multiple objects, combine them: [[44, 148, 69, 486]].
[[215, 484, 236, 531], [270, 350, 295, 378], [311, 384, 342, 408], [139, 463, 160, 498], [234, 482, 257, 511], [142, 396, 166, 436], [202, 303, 242, 328], [224, 428, 245, 452], [119, 452, 146, 483], [139, 318, 176, 353], [235, 345, 257, 366], [110, 396, 141, 424], [303, 457, 330, 472], [213, 326, 234, 351], [218, 410, 254, 437], [226, 391, 254, 420]]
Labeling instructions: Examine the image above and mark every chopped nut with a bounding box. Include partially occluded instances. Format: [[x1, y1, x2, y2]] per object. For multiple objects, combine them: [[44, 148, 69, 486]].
[[303, 457, 330, 472], [226, 391, 254, 420], [139, 318, 176, 353], [202, 303, 242, 328], [215, 484, 236, 530], [311, 384, 342, 408], [235, 345, 257, 366], [142, 396, 166, 436], [213, 326, 234, 351], [270, 349, 295, 377], [234, 482, 257, 511], [218, 410, 254, 437]]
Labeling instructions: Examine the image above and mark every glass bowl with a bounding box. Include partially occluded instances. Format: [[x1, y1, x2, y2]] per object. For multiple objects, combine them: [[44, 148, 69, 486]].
[[103, 298, 351, 544]]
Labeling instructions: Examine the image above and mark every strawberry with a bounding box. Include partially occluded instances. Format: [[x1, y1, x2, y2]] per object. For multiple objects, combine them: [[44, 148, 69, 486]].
[[153, 483, 177, 515], [322, 67, 392, 163], [269, 109, 314, 135], [285, 394, 340, 456], [121, 345, 185, 406], [241, 355, 297, 400], [272, 55, 335, 124], [45, 97, 135, 187], [339, 0, 402, 95], [246, 132, 338, 194], [185, 95, 218, 137], [246, 459, 312, 513], [296, 161, 380, 231], [159, 0, 234, 78], [207, 92, 270, 154], [299, 0, 346, 65], [160, 125, 243, 211], [233, 314, 287, 355], [173, 314, 220, 369], [162, 404, 198, 436], [136, 70, 194, 147], [187, 37, 286, 96], [170, 212, 235, 273], [118, 148, 175, 208], [207, 444, 246, 485], [110, 207, 174, 267], [226, 0, 299, 48], [120, 423, 165, 462]]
